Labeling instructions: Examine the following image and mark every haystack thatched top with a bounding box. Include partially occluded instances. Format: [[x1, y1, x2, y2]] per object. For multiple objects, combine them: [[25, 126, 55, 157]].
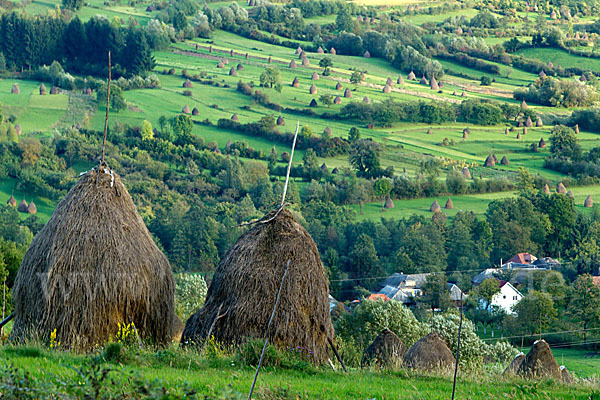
[[332, 167, 339, 174], [445, 198, 453, 209], [183, 79, 193, 88], [463, 128, 470, 134], [557, 182, 567, 193], [430, 76, 439, 90], [585, 195, 593, 208], [362, 328, 405, 369], [517, 339, 560, 380], [575, 124, 580, 134], [7, 195, 16, 207], [295, 46, 302, 55], [539, 70, 546, 78], [181, 209, 334, 363], [10, 166, 175, 350], [430, 200, 441, 213], [516, 132, 522, 139], [320, 162, 328, 171], [17, 199, 28, 212], [403, 332, 455, 371], [298, 51, 306, 59], [344, 88, 352, 98], [182, 105, 191, 114], [384, 197, 394, 209]]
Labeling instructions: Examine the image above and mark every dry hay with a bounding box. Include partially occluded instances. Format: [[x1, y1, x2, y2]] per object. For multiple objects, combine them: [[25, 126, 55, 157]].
[[291, 77, 300, 88], [329, 47, 336, 55], [419, 75, 428, 85], [501, 156, 509, 165], [192, 107, 199, 116], [397, 76, 404, 85], [312, 72, 319, 81], [536, 117, 543, 127], [332, 167, 339, 174], [277, 116, 285, 126], [183, 79, 193, 88], [427, 128, 433, 135], [585, 195, 593, 208], [320, 163, 327, 171], [217, 61, 225, 68], [517, 339, 561, 380], [403, 333, 455, 371], [462, 167, 471, 179], [309, 98, 318, 107], [182, 105, 191, 114], [317, 47, 324, 54], [544, 184, 550, 194], [295, 46, 302, 55], [27, 201, 37, 214], [360, 72, 365, 81], [516, 133, 522, 140], [557, 182, 567, 194], [384, 197, 394, 209], [523, 127, 528, 135], [7, 195, 16, 207], [575, 124, 579, 134], [484, 154, 495, 167], [363, 50, 371, 58], [430, 200, 441, 213], [301, 58, 310, 67], [344, 88, 352, 98], [334, 96, 342, 105], [309, 84, 317, 94], [181, 209, 334, 364], [50, 86, 59, 95], [323, 126, 332, 136], [237, 63, 243, 71], [561, 366, 575, 383], [17, 200, 28, 213], [362, 96, 370, 104], [298, 51, 306, 59], [503, 352, 525, 375], [525, 116, 533, 128], [445, 198, 453, 209], [567, 190, 575, 199], [407, 71, 416, 80], [430, 76, 439, 90], [268, 56, 272, 63], [231, 114, 239, 122], [229, 67, 237, 76], [539, 138, 546, 148], [172, 314, 184, 343], [386, 77, 393, 87], [335, 82, 343, 90], [11, 83, 20, 94], [289, 60, 297, 69], [504, 127, 509, 135], [521, 100, 528, 109], [9, 166, 175, 350], [39, 84, 47, 95], [362, 328, 405, 369], [383, 85, 391, 93]]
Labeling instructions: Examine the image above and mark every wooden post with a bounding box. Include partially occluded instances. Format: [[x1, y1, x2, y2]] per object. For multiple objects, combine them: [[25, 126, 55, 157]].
[[200, 303, 223, 356], [328, 337, 347, 373], [101, 51, 111, 164], [280, 122, 299, 206], [451, 293, 464, 400]]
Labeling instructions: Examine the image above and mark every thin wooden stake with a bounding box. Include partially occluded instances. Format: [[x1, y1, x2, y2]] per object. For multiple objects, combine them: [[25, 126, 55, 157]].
[[328, 336, 347, 373], [200, 303, 223, 356], [100, 51, 111, 164], [0, 312, 14, 330], [281, 121, 299, 206], [247, 260, 290, 400], [451, 293, 464, 400]]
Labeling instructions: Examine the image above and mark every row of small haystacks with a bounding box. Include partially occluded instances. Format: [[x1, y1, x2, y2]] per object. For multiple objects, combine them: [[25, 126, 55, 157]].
[[10, 83, 59, 95], [182, 208, 335, 364], [9, 166, 176, 350], [7, 197, 37, 214]]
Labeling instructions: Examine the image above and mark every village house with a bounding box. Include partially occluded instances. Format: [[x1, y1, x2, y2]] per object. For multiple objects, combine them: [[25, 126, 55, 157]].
[[479, 281, 523, 315], [374, 273, 467, 306]]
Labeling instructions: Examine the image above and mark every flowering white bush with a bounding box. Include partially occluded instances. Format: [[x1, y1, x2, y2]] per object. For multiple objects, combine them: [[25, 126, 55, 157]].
[[175, 273, 208, 321]]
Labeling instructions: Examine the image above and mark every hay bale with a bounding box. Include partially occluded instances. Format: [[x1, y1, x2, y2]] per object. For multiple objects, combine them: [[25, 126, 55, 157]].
[[560, 366, 574, 383], [11, 83, 20, 94], [544, 184, 550, 194], [484, 154, 495, 167], [384, 198, 394, 209], [237, 63, 243, 71], [309, 98, 318, 107], [312, 72, 319, 81], [557, 182, 567, 194], [517, 339, 561, 380], [295, 46, 302, 55], [182, 105, 191, 114], [231, 114, 239, 122], [362, 328, 405, 369], [500, 156, 509, 165], [291, 77, 300, 88], [503, 352, 525, 375], [334, 96, 342, 105], [492, 154, 498, 163], [516, 133, 522, 140], [567, 190, 575, 199], [277, 116, 285, 126], [229, 67, 237, 76], [39, 84, 47, 95], [181, 209, 334, 363], [344, 88, 352, 98], [335, 82, 343, 90], [462, 167, 471, 179], [27, 201, 37, 214], [383, 85, 391, 94], [445, 198, 453, 209], [330, 47, 336, 55], [7, 195, 16, 207], [461, 91, 466, 97], [298, 51, 306, 59], [430, 200, 441, 213], [289, 60, 296, 69], [9, 166, 175, 350], [172, 314, 184, 343], [183, 79, 193, 88], [309, 84, 317, 94], [585, 195, 593, 208], [363, 50, 371, 58], [403, 333, 455, 371], [363, 96, 370, 104], [407, 71, 416, 80], [192, 107, 199, 116], [17, 200, 28, 213], [539, 138, 546, 148], [50, 86, 59, 95]]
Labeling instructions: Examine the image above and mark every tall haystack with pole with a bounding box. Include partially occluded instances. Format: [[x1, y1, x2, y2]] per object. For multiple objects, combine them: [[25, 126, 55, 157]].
[[557, 182, 567, 194], [361, 328, 406, 369], [585, 195, 593, 208], [517, 339, 561, 380], [11, 83, 20, 94], [544, 184, 550, 194], [39, 84, 47, 95], [503, 352, 525, 375], [384, 197, 394, 209], [407, 71, 416, 80], [462, 167, 471, 179], [430, 200, 441, 213], [181, 123, 334, 364], [17, 199, 28, 213], [7, 195, 16, 207], [403, 332, 455, 371], [9, 166, 175, 349]]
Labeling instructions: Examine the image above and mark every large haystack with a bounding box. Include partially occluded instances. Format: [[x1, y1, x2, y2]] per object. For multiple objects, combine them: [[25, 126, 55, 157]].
[[503, 352, 525, 375], [362, 328, 406, 369], [517, 339, 561, 380], [9, 166, 175, 350], [403, 333, 455, 371], [181, 209, 334, 364], [484, 154, 495, 167]]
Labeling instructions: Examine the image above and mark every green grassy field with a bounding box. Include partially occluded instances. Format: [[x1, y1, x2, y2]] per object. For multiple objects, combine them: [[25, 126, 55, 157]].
[[516, 48, 600, 74]]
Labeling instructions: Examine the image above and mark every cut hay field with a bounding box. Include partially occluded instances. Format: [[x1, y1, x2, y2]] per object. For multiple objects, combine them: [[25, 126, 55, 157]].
[[0, 345, 596, 399], [516, 48, 600, 74], [0, 177, 54, 222]]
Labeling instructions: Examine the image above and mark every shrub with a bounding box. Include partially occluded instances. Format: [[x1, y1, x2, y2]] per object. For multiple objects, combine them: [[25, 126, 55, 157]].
[[183, 90, 193, 97], [175, 273, 208, 321]]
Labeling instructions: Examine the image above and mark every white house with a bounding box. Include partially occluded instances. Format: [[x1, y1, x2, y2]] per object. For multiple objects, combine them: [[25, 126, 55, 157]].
[[482, 281, 523, 315]]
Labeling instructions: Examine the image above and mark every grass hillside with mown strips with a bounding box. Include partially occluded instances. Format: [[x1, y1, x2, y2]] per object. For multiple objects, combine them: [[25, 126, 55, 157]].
[[0, 344, 598, 400]]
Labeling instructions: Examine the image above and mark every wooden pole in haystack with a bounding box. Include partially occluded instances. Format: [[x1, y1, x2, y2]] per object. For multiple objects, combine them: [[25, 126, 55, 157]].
[[247, 259, 291, 400], [281, 121, 299, 206], [101, 51, 111, 164], [451, 292, 464, 400]]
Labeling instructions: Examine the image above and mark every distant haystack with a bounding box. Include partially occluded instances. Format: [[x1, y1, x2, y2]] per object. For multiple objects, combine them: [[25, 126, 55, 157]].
[[523, 127, 527, 135], [403, 333, 455, 371], [536, 117, 543, 127], [183, 79, 193, 88], [330, 47, 336, 55], [18, 200, 28, 213], [344, 88, 352, 98], [462, 167, 471, 179], [504, 127, 509, 135], [525, 116, 533, 128], [11, 84, 20, 94], [407, 71, 416, 80], [27, 201, 37, 214], [384, 197, 394, 209], [501, 156, 509, 165], [302, 58, 310, 67], [362, 96, 370, 104], [427, 128, 433, 135], [7, 195, 16, 207], [386, 77, 394, 87], [277, 116, 285, 126], [567, 190, 575, 199], [335, 82, 343, 90], [181, 209, 334, 364], [312, 72, 319, 81], [461, 91, 466, 97], [575, 124, 580, 134], [360, 72, 365, 81], [50, 86, 59, 95], [561, 366, 574, 383], [9, 166, 175, 350], [544, 184, 550, 194], [430, 75, 439, 90], [268, 57, 272, 64], [309, 98, 318, 107], [334, 96, 342, 105], [557, 182, 567, 194], [237, 63, 243, 71], [585, 195, 593, 208], [362, 329, 405, 369], [317, 47, 324, 54], [289, 60, 297, 69], [419, 75, 428, 85], [182, 105, 191, 114], [430, 200, 441, 213], [231, 114, 239, 122], [397, 76, 404, 85], [517, 340, 561, 380], [363, 50, 371, 58], [309, 84, 317, 94], [445, 198, 453, 209], [295, 47, 302, 55], [229, 67, 237, 76], [39, 84, 47, 95], [217, 61, 225, 68], [383, 85, 391, 93], [521, 100, 528, 109], [516, 133, 522, 139], [15, 125, 21, 136], [292, 77, 300, 88], [484, 154, 495, 167], [192, 107, 199, 116], [539, 138, 546, 148], [323, 127, 332, 136]]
